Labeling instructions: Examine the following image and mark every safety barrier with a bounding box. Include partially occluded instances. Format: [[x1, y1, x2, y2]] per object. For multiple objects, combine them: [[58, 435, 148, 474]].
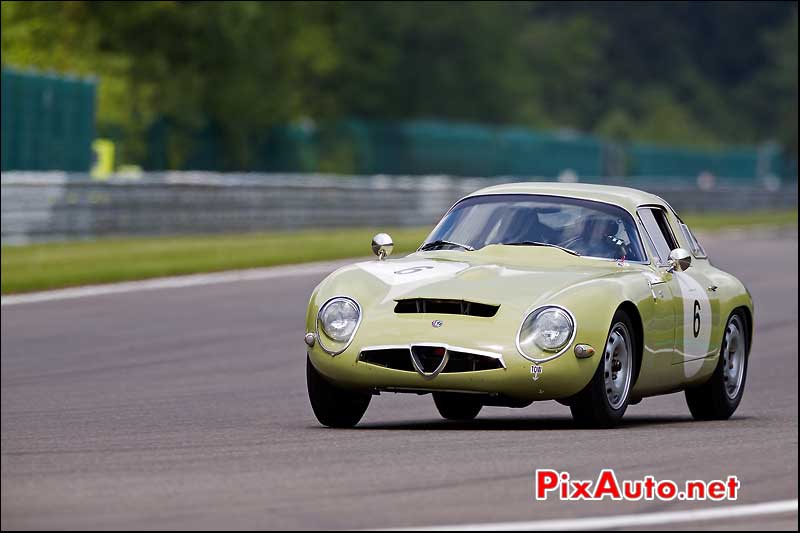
[[1, 172, 796, 244]]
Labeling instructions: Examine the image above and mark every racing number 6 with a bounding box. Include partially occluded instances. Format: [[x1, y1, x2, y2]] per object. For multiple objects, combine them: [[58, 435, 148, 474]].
[[693, 300, 701, 338]]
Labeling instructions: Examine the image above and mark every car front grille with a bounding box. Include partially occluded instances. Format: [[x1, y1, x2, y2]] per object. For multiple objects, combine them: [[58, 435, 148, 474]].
[[359, 348, 416, 372], [359, 345, 505, 373]]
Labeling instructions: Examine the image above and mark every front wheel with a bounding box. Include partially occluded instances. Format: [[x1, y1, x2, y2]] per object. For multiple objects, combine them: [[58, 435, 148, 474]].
[[433, 392, 483, 421], [307, 356, 371, 428], [685, 312, 749, 420], [569, 310, 636, 428]]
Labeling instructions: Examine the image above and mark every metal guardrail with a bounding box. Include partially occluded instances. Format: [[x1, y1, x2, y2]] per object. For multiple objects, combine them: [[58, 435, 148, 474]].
[[1, 172, 797, 245]]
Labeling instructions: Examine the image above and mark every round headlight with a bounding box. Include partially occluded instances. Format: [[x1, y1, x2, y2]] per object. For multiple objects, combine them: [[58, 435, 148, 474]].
[[319, 298, 360, 342], [518, 306, 575, 357]]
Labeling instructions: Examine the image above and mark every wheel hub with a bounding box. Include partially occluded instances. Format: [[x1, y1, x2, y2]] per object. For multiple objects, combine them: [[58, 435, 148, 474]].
[[722, 316, 746, 400], [603, 322, 633, 410]]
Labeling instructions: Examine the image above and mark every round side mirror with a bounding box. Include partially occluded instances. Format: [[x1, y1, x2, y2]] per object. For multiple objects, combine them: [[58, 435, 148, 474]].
[[371, 233, 394, 260], [668, 248, 692, 272]]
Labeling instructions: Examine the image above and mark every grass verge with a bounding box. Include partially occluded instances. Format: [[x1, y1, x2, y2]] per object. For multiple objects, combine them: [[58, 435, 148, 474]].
[[1, 227, 431, 294], [681, 210, 797, 231], [2, 210, 796, 294]]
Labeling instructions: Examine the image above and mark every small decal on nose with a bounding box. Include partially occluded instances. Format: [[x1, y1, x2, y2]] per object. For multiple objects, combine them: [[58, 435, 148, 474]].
[[531, 364, 543, 381], [431, 320, 444, 328]]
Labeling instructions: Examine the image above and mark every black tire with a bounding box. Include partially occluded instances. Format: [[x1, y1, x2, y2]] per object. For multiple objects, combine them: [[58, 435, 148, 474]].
[[432, 392, 483, 421], [685, 311, 749, 420], [307, 356, 371, 428], [569, 309, 637, 428]]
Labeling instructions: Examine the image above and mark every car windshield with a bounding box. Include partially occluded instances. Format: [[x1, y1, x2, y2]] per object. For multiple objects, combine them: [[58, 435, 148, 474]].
[[422, 194, 646, 262]]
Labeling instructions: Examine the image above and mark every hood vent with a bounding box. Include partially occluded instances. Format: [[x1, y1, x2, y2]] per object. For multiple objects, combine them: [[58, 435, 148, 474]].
[[394, 298, 499, 317]]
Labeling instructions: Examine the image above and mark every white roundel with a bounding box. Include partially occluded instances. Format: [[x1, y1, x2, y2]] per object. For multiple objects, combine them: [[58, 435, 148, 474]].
[[358, 259, 468, 286], [674, 272, 713, 378], [357, 259, 471, 303]]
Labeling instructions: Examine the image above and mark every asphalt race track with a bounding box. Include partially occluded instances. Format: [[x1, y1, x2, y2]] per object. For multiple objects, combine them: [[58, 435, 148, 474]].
[[2, 232, 798, 530]]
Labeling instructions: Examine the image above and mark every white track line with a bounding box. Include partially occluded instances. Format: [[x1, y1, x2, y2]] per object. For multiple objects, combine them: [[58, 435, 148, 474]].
[[1, 259, 360, 306], [392, 499, 798, 531]]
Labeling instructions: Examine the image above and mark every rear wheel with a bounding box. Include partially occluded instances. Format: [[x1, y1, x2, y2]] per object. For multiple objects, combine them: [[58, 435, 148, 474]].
[[307, 356, 371, 428], [685, 312, 748, 420], [433, 392, 483, 421], [569, 309, 636, 428]]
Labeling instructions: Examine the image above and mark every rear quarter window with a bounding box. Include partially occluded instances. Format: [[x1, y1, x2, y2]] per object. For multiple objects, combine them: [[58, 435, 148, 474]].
[[678, 222, 708, 258]]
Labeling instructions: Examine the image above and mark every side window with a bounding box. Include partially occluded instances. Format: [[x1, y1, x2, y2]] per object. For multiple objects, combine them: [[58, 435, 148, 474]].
[[638, 207, 679, 264], [678, 221, 708, 258]]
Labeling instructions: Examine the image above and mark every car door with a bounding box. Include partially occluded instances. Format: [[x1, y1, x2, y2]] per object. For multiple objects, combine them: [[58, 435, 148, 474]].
[[635, 208, 678, 364], [670, 214, 722, 361], [637, 206, 719, 370]]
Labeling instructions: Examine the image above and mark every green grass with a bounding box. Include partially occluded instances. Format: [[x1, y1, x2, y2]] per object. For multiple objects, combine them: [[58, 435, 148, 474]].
[[1, 210, 796, 294], [681, 210, 797, 231], [1, 227, 431, 294]]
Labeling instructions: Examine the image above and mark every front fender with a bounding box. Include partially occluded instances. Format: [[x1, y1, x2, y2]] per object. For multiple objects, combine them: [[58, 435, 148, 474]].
[[537, 272, 652, 396]]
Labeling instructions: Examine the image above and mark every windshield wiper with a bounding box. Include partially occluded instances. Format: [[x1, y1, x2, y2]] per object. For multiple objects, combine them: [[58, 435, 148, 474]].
[[501, 240, 581, 256], [419, 239, 475, 252]]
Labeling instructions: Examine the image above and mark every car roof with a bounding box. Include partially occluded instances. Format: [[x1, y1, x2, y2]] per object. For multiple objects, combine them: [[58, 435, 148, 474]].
[[465, 182, 667, 213]]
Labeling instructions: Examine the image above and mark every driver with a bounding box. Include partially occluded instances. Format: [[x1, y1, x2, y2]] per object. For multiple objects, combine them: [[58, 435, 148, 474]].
[[497, 209, 554, 245], [579, 216, 624, 258]]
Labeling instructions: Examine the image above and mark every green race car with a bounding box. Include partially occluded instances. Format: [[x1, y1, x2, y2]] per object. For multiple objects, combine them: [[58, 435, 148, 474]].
[[305, 183, 753, 428]]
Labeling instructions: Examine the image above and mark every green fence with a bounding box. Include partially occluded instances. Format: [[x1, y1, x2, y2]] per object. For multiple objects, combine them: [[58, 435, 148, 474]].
[[1, 68, 96, 172], [145, 119, 608, 178], [144, 118, 791, 182], [328, 120, 605, 177], [627, 142, 785, 182], [1, 66, 792, 181]]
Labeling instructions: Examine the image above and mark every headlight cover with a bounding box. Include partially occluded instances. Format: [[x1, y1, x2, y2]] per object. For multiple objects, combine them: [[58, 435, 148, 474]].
[[517, 306, 575, 361], [318, 297, 361, 346]]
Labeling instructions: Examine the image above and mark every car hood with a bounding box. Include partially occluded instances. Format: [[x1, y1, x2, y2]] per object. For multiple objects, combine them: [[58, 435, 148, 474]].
[[317, 245, 637, 316]]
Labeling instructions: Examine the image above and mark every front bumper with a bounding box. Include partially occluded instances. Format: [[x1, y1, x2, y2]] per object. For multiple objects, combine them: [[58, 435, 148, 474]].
[[307, 314, 602, 401]]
